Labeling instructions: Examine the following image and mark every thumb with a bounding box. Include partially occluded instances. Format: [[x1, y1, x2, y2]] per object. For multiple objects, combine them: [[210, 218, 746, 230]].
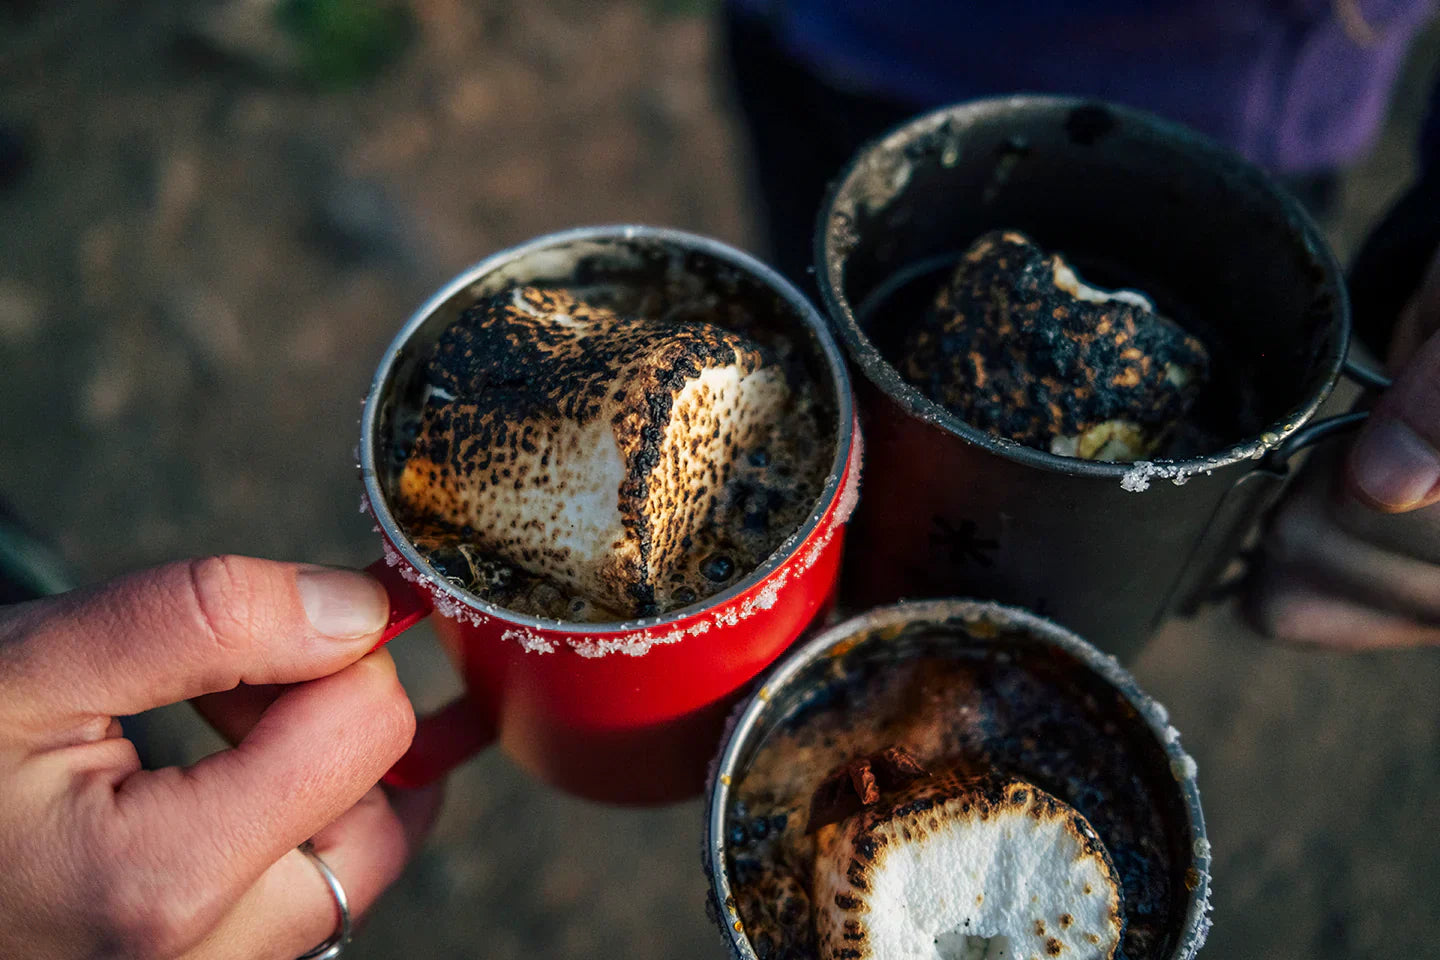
[[1347, 327, 1440, 512], [0, 556, 391, 724]]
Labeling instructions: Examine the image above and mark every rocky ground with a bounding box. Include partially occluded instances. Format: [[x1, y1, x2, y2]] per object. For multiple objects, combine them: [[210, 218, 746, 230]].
[[1, 3, 1437, 958]]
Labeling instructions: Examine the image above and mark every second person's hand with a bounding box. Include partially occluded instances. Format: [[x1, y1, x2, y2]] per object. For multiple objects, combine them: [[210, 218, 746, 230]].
[[1250, 246, 1440, 647]]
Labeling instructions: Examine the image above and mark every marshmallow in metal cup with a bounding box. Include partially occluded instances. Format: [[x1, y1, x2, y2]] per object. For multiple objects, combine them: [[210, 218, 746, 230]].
[[706, 599, 1212, 960], [815, 95, 1386, 663], [357, 226, 861, 805]]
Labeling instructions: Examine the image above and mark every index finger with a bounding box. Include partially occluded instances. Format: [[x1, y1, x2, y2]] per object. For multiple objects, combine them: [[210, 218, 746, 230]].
[[0, 555, 389, 723]]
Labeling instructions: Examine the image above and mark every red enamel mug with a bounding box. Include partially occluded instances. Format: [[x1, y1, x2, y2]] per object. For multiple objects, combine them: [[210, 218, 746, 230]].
[[359, 226, 861, 805]]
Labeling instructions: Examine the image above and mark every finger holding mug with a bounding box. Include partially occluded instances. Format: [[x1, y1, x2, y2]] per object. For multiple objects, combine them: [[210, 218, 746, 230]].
[[1252, 246, 1440, 647], [0, 556, 437, 960], [1347, 247, 1440, 513]]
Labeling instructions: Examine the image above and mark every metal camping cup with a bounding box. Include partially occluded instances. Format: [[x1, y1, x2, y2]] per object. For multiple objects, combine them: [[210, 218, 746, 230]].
[[815, 96, 1390, 661], [359, 226, 860, 805], [705, 599, 1212, 960]]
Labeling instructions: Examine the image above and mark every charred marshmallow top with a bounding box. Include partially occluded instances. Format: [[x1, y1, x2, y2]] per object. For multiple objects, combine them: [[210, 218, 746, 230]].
[[902, 231, 1210, 462], [397, 286, 790, 616], [814, 773, 1123, 960]]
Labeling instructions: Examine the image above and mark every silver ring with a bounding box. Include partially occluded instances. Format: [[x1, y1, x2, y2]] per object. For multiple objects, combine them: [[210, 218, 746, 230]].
[[296, 841, 351, 960]]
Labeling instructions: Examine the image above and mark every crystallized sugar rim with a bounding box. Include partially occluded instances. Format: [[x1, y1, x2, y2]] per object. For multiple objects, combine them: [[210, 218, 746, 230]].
[[1117, 432, 1275, 493], [1120, 460, 1189, 493]]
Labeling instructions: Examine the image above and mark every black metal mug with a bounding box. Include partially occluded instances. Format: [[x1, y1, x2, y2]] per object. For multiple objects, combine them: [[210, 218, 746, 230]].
[[815, 95, 1390, 661]]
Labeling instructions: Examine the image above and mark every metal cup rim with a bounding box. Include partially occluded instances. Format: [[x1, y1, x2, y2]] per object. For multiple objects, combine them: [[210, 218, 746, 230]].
[[705, 598, 1212, 960], [813, 93, 1350, 481], [360, 224, 856, 634]]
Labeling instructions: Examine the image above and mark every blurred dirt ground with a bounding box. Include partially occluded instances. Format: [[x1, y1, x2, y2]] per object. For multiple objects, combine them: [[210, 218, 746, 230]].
[[2, 3, 1438, 958]]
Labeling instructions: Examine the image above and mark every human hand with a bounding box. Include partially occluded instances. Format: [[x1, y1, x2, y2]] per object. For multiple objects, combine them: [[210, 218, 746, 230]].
[[0, 556, 439, 959], [1250, 246, 1440, 647]]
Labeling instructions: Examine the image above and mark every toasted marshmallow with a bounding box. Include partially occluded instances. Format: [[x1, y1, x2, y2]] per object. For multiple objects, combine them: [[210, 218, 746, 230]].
[[398, 286, 789, 615], [902, 230, 1209, 462], [815, 773, 1123, 960]]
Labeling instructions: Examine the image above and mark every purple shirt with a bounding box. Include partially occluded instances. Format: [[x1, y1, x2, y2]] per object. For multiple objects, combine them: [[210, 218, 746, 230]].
[[732, 0, 1437, 172]]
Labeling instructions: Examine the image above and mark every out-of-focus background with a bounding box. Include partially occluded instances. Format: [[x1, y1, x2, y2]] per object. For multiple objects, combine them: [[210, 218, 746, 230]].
[[2, 3, 1438, 958]]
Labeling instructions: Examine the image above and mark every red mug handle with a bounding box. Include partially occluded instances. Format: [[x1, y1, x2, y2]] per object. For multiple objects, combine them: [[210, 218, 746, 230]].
[[364, 558, 498, 789]]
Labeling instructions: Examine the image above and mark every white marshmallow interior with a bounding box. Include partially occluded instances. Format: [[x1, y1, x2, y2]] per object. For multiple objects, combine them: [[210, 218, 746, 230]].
[[1051, 258, 1155, 311], [816, 785, 1122, 960], [398, 292, 790, 613]]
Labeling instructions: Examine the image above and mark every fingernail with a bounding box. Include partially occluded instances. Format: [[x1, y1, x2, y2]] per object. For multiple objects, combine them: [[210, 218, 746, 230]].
[[1352, 419, 1440, 509], [297, 567, 389, 638]]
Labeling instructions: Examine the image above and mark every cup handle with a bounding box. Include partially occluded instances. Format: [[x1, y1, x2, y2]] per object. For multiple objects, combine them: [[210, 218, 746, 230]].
[[1177, 354, 1397, 611], [362, 558, 499, 789], [364, 558, 434, 650], [1266, 355, 1393, 465]]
